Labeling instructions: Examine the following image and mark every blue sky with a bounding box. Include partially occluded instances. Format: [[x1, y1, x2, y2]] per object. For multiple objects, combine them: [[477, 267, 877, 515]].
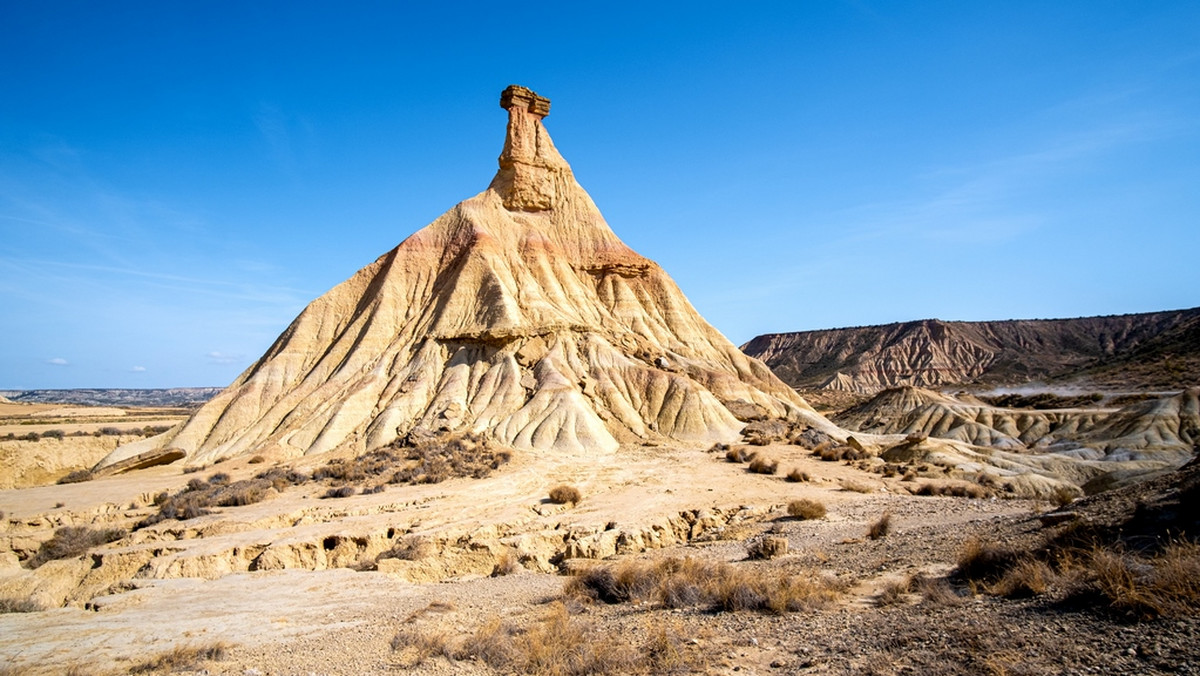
[[2, 1, 1198, 389]]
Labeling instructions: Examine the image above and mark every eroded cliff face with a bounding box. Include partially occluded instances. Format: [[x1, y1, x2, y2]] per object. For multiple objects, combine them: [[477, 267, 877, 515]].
[[97, 86, 826, 471], [742, 310, 1200, 394]]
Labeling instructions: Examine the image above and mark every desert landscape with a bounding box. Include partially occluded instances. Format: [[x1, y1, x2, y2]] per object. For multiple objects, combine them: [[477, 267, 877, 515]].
[[1, 81, 1197, 676]]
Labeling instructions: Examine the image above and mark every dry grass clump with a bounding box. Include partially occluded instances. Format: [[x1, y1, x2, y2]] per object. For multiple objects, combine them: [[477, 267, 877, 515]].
[[787, 498, 826, 520], [548, 484, 583, 505], [564, 556, 843, 614], [867, 512, 892, 540], [56, 469, 94, 485], [247, 455, 266, 464], [956, 537, 1021, 587], [128, 642, 229, 674], [913, 573, 966, 606], [380, 536, 432, 562], [747, 455, 778, 475], [989, 558, 1053, 598], [322, 486, 357, 499], [255, 466, 310, 491], [876, 576, 913, 606], [392, 432, 511, 485], [746, 536, 788, 560], [454, 603, 638, 675], [492, 550, 522, 577], [840, 479, 874, 494], [390, 627, 453, 668], [814, 444, 871, 462], [785, 468, 810, 482], [137, 475, 273, 528], [0, 597, 42, 613], [725, 447, 749, 463], [27, 525, 126, 568], [915, 481, 990, 499]]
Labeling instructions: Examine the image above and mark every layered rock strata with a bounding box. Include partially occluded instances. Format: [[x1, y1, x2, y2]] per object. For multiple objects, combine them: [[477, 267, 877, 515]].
[[98, 86, 828, 471]]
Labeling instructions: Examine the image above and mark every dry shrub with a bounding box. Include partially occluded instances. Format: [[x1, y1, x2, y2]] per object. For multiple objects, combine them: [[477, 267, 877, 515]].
[[725, 447, 748, 463], [956, 538, 1020, 586], [206, 472, 231, 486], [746, 536, 788, 560], [492, 550, 521, 577], [322, 486, 357, 499], [840, 479, 874, 494], [915, 482, 989, 499], [454, 604, 636, 675], [1050, 484, 1078, 508], [1076, 541, 1200, 620], [816, 444, 870, 462], [913, 573, 965, 606], [747, 456, 778, 475], [138, 478, 272, 528], [388, 432, 511, 485], [565, 556, 842, 614], [255, 466, 309, 491], [641, 619, 706, 673], [129, 642, 229, 674], [787, 498, 826, 520], [0, 597, 42, 613], [876, 576, 913, 606], [548, 484, 582, 505], [381, 535, 432, 562], [867, 512, 892, 540], [990, 558, 1053, 598], [390, 627, 452, 667], [28, 526, 126, 568], [56, 469, 94, 485], [785, 468, 809, 483], [247, 455, 266, 464]]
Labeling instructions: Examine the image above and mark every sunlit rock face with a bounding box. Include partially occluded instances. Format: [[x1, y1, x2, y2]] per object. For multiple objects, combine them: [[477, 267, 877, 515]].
[[98, 85, 827, 470]]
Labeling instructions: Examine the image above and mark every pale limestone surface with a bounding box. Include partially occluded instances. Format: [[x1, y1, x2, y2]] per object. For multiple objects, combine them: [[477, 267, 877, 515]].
[[98, 86, 830, 471]]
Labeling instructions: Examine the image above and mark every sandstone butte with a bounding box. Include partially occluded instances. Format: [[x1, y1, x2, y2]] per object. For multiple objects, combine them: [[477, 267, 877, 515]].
[[97, 86, 838, 473]]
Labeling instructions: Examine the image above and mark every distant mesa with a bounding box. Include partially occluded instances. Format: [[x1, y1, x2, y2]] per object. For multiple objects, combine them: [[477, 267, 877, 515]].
[[97, 85, 830, 472], [741, 309, 1200, 395]]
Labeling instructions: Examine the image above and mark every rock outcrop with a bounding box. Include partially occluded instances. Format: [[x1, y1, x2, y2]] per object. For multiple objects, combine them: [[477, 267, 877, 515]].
[[97, 85, 828, 471], [742, 309, 1200, 394]]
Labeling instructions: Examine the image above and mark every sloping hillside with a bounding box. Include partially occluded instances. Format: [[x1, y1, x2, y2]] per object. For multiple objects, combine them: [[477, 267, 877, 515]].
[[741, 308, 1200, 394]]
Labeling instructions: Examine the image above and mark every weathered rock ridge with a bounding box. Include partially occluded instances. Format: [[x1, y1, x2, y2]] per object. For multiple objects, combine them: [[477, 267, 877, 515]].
[[98, 85, 827, 471], [742, 309, 1200, 394]]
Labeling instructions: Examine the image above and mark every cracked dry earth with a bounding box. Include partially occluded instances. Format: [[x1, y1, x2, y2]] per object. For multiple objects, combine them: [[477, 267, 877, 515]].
[[1, 441, 1196, 675]]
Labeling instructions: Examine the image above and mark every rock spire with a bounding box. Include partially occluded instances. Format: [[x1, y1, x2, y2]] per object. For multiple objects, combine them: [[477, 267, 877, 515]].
[[96, 86, 832, 473]]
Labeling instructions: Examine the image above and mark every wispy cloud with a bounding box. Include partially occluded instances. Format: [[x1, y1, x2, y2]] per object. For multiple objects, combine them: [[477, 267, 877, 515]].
[[206, 351, 243, 364], [131, 365, 146, 372], [46, 357, 68, 366]]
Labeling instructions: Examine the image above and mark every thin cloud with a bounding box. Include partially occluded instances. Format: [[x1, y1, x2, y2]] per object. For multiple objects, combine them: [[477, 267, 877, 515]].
[[47, 357, 68, 366], [206, 351, 243, 364], [131, 365, 147, 372]]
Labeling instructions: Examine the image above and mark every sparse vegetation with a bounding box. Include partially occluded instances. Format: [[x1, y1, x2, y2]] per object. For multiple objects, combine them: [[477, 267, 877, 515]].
[[867, 512, 892, 540], [136, 475, 273, 528], [492, 550, 521, 576], [42, 428, 64, 439], [56, 469, 94, 485], [390, 627, 452, 667], [747, 455, 778, 475], [564, 556, 844, 614], [725, 447, 748, 463], [380, 536, 431, 562], [548, 484, 582, 505], [814, 444, 871, 462], [27, 525, 126, 568], [128, 642, 229, 674], [914, 481, 989, 499], [322, 486, 357, 499], [248, 455, 266, 464], [785, 468, 810, 482], [0, 597, 42, 613], [787, 498, 827, 520], [876, 576, 912, 606], [840, 479, 874, 494], [746, 536, 788, 560]]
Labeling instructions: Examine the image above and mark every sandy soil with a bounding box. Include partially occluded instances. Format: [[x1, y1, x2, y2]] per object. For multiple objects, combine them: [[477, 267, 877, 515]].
[[1, 441, 1195, 675]]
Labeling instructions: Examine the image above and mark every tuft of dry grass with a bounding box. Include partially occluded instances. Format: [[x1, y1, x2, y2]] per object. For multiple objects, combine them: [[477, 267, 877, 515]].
[[492, 550, 521, 577], [867, 512, 892, 540], [27, 525, 126, 568], [956, 537, 1020, 586], [876, 575, 913, 606], [840, 479, 874, 494], [128, 641, 229, 674], [915, 482, 989, 499], [56, 469, 94, 485], [747, 456, 779, 475], [0, 597, 42, 613], [913, 573, 965, 606], [990, 558, 1053, 598], [548, 484, 582, 505], [785, 468, 810, 482], [725, 447, 749, 463], [390, 627, 452, 667], [746, 536, 788, 560], [322, 486, 357, 499], [381, 535, 432, 562], [564, 556, 843, 615], [787, 498, 826, 520]]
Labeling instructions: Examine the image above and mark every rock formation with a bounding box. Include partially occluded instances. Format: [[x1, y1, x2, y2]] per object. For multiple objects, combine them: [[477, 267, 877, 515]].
[[741, 309, 1200, 394], [97, 86, 829, 471]]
